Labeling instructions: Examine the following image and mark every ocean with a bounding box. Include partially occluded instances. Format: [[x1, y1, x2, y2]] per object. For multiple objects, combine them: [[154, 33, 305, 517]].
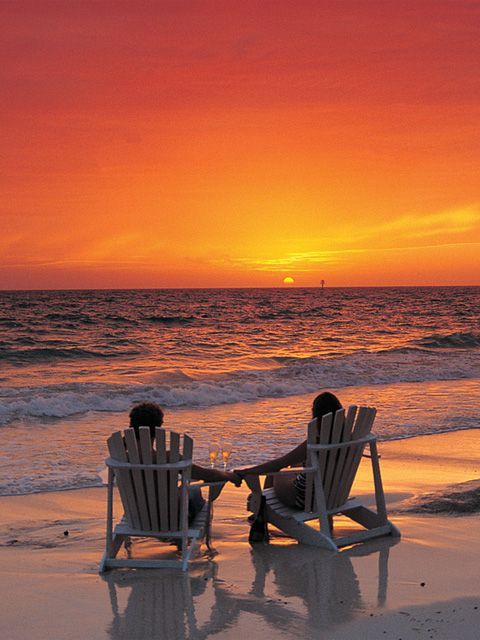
[[0, 286, 479, 496]]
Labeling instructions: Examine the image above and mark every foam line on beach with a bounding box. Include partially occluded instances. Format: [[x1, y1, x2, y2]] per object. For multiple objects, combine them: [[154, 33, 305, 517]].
[[398, 479, 480, 515], [1, 345, 479, 425]]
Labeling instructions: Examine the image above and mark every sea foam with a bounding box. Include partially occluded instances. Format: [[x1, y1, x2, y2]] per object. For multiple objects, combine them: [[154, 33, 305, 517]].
[[401, 480, 480, 515], [0, 347, 479, 425]]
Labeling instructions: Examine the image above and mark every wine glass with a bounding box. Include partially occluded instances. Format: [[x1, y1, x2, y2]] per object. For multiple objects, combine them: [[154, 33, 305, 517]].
[[221, 442, 232, 470], [208, 442, 219, 468]]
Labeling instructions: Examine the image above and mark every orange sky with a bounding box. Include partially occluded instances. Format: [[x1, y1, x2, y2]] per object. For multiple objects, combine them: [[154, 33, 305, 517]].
[[1, 1, 479, 289]]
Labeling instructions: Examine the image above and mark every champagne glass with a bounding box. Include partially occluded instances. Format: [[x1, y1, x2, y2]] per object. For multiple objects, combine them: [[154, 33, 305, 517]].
[[221, 442, 232, 470], [208, 442, 219, 468]]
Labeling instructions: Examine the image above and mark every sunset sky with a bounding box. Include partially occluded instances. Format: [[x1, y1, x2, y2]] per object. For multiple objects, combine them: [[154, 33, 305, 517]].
[[1, 1, 479, 289]]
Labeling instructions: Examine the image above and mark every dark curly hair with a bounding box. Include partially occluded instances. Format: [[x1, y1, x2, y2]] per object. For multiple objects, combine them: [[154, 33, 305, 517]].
[[312, 392, 342, 419], [129, 402, 164, 439]]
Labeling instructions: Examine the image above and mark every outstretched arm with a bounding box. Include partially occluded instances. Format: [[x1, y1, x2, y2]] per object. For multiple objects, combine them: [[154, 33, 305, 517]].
[[192, 463, 242, 486], [236, 440, 307, 477]]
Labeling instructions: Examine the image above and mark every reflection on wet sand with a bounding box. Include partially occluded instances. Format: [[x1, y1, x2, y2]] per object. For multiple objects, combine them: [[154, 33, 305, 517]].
[[104, 537, 398, 640]]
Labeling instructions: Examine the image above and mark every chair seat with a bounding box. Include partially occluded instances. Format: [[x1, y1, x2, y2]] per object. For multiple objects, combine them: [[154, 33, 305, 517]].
[[114, 500, 210, 540], [263, 487, 362, 523]]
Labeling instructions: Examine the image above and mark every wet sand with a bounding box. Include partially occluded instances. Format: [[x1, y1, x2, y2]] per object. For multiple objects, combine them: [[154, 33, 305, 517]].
[[0, 429, 479, 639]]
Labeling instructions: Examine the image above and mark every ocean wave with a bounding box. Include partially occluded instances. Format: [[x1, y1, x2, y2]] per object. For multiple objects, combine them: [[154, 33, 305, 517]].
[[12, 337, 37, 346], [376, 346, 433, 355], [258, 307, 329, 320], [412, 332, 480, 349], [105, 314, 139, 325], [0, 475, 102, 498], [400, 480, 480, 515], [0, 319, 23, 328], [0, 346, 141, 363], [0, 347, 479, 425], [146, 315, 196, 325], [45, 312, 96, 325]]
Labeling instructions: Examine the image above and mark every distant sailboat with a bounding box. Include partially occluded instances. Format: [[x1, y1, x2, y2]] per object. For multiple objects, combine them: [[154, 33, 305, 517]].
[[321, 279, 325, 289]]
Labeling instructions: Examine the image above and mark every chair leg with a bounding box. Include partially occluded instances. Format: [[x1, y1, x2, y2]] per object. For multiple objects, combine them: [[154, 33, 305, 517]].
[[105, 468, 114, 555], [182, 537, 199, 571], [182, 544, 189, 571], [369, 440, 388, 523], [110, 533, 127, 558], [99, 553, 108, 573], [313, 470, 332, 537], [101, 477, 114, 573], [205, 501, 213, 551]]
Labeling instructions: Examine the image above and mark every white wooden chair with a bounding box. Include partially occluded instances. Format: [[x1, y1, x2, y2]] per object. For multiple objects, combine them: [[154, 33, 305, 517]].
[[246, 406, 400, 550], [99, 427, 225, 572]]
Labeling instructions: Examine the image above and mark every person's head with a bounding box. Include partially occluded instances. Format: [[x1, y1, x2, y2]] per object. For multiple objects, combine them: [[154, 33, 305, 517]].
[[129, 402, 164, 439], [312, 392, 342, 420]]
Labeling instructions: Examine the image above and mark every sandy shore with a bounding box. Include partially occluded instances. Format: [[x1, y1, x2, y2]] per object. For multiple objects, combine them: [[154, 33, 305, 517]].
[[1, 429, 479, 639]]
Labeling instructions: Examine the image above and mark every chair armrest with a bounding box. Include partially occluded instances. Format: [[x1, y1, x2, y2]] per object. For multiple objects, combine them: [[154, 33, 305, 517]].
[[241, 466, 315, 478], [242, 467, 316, 492], [307, 433, 375, 451]]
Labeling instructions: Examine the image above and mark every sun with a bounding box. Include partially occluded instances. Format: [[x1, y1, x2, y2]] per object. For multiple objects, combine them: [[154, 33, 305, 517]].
[[283, 276, 295, 285]]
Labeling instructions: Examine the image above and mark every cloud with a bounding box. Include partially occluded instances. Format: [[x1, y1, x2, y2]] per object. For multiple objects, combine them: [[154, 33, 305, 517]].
[[216, 204, 480, 273], [222, 251, 346, 272], [376, 205, 480, 240]]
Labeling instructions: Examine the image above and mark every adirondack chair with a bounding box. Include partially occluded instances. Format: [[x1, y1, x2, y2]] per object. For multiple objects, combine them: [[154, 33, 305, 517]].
[[99, 427, 225, 572], [246, 406, 400, 550]]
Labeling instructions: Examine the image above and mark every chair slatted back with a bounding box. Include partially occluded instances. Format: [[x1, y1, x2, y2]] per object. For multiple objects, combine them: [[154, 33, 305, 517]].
[[107, 431, 142, 529], [305, 406, 376, 512], [304, 410, 338, 512], [334, 407, 376, 508], [107, 428, 193, 533], [303, 420, 318, 513], [124, 429, 151, 530], [139, 428, 160, 530], [328, 405, 357, 508], [168, 431, 180, 531], [323, 408, 345, 507], [155, 428, 169, 530]]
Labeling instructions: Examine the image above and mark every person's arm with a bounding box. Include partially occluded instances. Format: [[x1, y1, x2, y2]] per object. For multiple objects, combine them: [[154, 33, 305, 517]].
[[236, 441, 307, 477], [192, 463, 242, 486]]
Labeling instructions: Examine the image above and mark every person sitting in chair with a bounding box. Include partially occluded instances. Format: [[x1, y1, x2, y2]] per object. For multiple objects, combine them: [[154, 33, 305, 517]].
[[129, 402, 242, 521], [236, 392, 342, 509]]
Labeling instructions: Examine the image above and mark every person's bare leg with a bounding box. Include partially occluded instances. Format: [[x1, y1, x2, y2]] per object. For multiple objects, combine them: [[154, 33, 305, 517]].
[[245, 475, 263, 518]]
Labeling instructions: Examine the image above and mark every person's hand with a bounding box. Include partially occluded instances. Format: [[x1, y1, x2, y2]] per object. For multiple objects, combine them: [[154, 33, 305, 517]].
[[226, 471, 242, 487]]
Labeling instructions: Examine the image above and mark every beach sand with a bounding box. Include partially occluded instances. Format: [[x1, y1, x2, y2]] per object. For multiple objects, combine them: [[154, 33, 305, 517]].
[[1, 430, 479, 639]]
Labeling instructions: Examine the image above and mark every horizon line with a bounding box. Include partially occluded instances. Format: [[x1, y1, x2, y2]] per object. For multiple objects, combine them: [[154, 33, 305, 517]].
[[1, 284, 479, 293]]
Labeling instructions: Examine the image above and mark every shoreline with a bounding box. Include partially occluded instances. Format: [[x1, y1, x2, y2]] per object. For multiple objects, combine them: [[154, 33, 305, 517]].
[[1, 424, 478, 499], [3, 378, 480, 497], [1, 428, 479, 639]]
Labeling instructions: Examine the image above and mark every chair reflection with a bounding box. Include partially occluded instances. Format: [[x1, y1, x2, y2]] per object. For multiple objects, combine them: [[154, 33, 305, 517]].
[[104, 563, 214, 640], [248, 535, 398, 630], [104, 537, 398, 640]]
